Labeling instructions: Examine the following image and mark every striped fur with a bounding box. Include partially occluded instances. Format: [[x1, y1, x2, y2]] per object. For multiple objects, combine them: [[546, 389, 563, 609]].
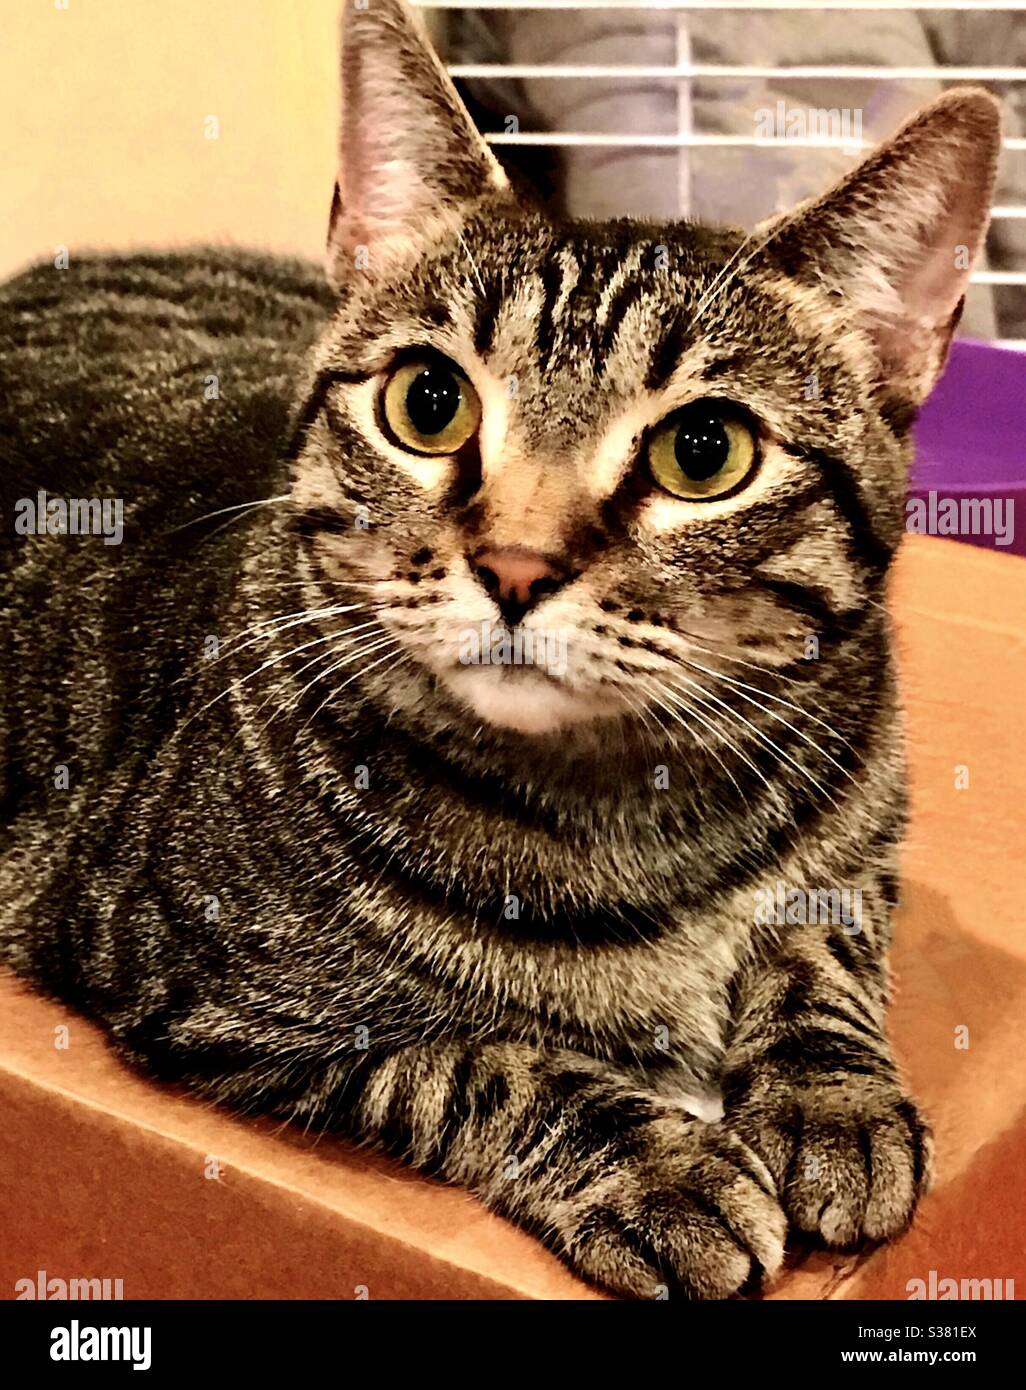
[[0, 0, 1000, 1298]]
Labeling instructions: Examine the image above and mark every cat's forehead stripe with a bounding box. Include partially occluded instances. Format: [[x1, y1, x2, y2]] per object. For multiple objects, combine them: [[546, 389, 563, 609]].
[[595, 244, 649, 327], [464, 229, 742, 387], [554, 245, 582, 316], [533, 257, 567, 368], [645, 310, 692, 393]]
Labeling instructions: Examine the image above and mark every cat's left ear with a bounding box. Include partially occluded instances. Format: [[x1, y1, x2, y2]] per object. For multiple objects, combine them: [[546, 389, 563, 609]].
[[754, 90, 1002, 403], [327, 0, 511, 288]]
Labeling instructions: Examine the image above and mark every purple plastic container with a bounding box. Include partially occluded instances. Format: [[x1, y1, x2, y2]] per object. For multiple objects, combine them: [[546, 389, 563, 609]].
[[912, 340, 1026, 558]]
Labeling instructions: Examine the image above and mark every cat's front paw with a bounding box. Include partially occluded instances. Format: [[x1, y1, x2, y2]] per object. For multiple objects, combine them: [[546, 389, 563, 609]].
[[738, 1080, 932, 1249], [555, 1122, 787, 1299]]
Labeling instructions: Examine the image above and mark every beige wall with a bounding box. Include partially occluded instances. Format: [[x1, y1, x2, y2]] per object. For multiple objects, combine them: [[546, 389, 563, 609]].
[[1, 0, 346, 281]]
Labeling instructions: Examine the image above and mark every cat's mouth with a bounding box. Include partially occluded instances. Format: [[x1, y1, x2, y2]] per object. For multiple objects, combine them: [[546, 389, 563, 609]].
[[437, 655, 623, 736], [379, 609, 635, 735]]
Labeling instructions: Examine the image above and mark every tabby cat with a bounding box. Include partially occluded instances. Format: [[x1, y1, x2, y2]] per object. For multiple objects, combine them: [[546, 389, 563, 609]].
[[0, 0, 1000, 1299]]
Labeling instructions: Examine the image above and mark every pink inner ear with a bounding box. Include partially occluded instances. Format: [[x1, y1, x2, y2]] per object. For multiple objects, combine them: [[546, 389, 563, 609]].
[[336, 149, 428, 248], [328, 110, 458, 275], [328, 0, 508, 280], [902, 201, 981, 330], [872, 181, 991, 393], [759, 93, 1000, 402]]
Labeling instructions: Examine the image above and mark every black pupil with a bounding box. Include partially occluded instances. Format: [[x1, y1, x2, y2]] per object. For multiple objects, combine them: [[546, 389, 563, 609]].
[[405, 367, 461, 436], [674, 408, 730, 481]]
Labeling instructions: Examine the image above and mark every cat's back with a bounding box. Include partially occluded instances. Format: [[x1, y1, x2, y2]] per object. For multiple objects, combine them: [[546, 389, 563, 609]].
[[0, 249, 333, 831], [0, 248, 333, 535]]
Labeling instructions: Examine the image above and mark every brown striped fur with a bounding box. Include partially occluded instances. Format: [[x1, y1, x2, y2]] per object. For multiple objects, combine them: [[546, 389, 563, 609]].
[[0, 0, 1000, 1297]]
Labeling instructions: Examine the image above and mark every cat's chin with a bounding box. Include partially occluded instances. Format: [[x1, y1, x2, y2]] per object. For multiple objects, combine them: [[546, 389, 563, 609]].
[[440, 667, 616, 736]]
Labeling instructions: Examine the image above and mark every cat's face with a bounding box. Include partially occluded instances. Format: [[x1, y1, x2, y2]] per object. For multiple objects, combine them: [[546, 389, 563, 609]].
[[296, 213, 888, 737], [289, 0, 997, 738]]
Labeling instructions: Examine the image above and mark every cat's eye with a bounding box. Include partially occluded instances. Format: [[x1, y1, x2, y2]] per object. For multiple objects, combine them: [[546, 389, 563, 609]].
[[647, 401, 757, 501], [380, 355, 481, 456]]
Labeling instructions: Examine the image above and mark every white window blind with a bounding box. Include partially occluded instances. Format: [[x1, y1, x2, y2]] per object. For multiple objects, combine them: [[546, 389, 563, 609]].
[[421, 1, 1026, 345]]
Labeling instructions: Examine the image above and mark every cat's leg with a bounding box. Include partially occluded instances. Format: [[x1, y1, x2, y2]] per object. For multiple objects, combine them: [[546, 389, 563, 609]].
[[333, 1041, 787, 1299], [722, 907, 930, 1249]]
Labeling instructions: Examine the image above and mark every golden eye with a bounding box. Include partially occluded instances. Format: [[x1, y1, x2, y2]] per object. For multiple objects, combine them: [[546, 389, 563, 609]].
[[380, 356, 481, 456], [647, 401, 757, 501]]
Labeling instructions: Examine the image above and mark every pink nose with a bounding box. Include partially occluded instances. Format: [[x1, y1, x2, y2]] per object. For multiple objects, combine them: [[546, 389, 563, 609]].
[[470, 547, 569, 623]]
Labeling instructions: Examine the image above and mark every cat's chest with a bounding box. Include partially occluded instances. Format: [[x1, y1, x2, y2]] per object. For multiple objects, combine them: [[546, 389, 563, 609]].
[[439, 917, 741, 1087]]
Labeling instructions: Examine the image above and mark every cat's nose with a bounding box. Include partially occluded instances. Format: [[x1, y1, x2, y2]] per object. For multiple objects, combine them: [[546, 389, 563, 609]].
[[469, 547, 571, 625]]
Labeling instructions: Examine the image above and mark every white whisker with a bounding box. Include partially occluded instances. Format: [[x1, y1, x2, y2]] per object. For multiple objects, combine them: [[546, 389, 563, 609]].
[[302, 639, 405, 728], [220, 603, 380, 665], [251, 622, 387, 726], [640, 679, 746, 796], [457, 229, 487, 299], [666, 670, 839, 809], [681, 656, 860, 771], [184, 625, 385, 730], [167, 494, 292, 534], [646, 676, 767, 799], [250, 622, 389, 728]]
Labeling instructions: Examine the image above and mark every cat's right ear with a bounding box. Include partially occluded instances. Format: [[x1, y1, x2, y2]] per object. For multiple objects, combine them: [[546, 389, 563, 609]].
[[327, 0, 510, 289], [751, 89, 1001, 404]]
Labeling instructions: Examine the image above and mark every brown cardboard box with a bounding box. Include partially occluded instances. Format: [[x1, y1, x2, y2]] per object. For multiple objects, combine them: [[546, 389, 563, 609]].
[[2, 534, 1024, 1301]]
